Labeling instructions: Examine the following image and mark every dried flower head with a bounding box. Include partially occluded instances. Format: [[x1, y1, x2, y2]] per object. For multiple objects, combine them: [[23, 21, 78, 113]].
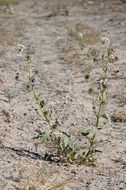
[[26, 54, 31, 61], [85, 74, 90, 80], [88, 88, 94, 94], [34, 70, 39, 75], [15, 73, 19, 81]]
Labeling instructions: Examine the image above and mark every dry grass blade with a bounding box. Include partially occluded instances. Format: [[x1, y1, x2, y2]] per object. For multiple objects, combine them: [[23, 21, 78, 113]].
[[46, 175, 74, 190], [16, 162, 74, 190]]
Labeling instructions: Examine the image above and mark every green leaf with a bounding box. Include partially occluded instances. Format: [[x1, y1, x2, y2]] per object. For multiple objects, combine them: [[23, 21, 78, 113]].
[[62, 132, 70, 148], [97, 127, 102, 130], [70, 151, 76, 160], [43, 110, 49, 116], [39, 131, 51, 144], [40, 100, 45, 108], [81, 130, 89, 136], [95, 149, 102, 153], [64, 147, 73, 155]]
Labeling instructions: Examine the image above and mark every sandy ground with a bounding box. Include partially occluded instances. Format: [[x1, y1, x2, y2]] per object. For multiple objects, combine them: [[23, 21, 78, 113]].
[[0, 0, 126, 189]]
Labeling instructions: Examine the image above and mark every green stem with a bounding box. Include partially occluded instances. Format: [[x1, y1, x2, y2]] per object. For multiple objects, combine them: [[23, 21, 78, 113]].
[[87, 61, 109, 156], [27, 61, 54, 132]]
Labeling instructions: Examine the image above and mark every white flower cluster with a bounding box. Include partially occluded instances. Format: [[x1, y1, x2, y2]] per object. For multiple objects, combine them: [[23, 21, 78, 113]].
[[100, 37, 110, 46], [16, 44, 25, 56]]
